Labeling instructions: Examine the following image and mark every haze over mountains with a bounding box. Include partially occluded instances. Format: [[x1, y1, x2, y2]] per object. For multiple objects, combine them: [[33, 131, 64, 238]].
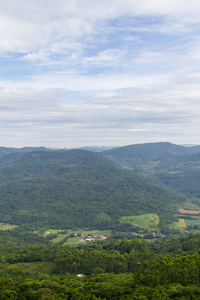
[[0, 142, 200, 229]]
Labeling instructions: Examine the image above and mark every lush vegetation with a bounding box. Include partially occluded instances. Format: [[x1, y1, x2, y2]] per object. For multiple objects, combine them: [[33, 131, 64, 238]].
[[0, 148, 185, 228], [1, 143, 200, 298], [103, 142, 200, 201], [102, 142, 197, 169], [2, 234, 200, 298]]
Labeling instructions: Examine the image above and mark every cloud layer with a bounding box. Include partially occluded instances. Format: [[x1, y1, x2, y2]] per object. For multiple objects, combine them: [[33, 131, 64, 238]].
[[1, 0, 200, 147]]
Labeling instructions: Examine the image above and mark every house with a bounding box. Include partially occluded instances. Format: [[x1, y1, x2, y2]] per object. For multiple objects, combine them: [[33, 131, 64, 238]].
[[100, 235, 107, 240], [85, 237, 95, 242], [75, 274, 85, 277]]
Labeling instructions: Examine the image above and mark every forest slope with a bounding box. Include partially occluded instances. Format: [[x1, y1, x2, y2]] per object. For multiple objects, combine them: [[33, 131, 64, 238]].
[[103, 142, 200, 199], [102, 142, 198, 168], [0, 149, 185, 228]]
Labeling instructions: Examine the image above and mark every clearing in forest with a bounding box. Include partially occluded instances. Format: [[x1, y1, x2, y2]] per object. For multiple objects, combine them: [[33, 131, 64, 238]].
[[179, 219, 186, 233], [0, 223, 17, 230], [119, 213, 159, 231], [47, 229, 112, 244], [169, 219, 186, 233]]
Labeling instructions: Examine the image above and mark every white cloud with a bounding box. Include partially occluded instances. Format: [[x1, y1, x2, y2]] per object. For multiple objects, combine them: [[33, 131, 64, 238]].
[[84, 49, 127, 66], [0, 72, 169, 92], [1, 72, 200, 147], [0, 0, 200, 55], [133, 51, 168, 64], [1, 1, 200, 146]]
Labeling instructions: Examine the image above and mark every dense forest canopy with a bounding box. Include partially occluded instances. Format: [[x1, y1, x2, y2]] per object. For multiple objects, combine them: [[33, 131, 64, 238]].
[[0, 146, 187, 228], [1, 233, 200, 299], [103, 142, 200, 199], [1, 142, 200, 298]]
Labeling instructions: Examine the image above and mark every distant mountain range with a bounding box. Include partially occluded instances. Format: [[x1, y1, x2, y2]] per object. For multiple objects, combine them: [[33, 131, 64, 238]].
[[77, 146, 115, 152]]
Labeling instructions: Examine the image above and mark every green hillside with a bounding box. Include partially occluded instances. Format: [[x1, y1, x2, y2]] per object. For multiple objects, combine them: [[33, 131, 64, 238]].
[[103, 142, 195, 166], [154, 152, 200, 198], [103, 142, 200, 199], [0, 149, 185, 228], [0, 146, 47, 160]]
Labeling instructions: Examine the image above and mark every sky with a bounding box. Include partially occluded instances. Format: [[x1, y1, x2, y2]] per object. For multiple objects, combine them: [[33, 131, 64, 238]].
[[1, 0, 200, 148]]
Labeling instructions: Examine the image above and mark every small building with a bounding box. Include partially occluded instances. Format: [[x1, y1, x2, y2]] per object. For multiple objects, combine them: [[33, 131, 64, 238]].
[[85, 238, 95, 242], [75, 274, 85, 278], [100, 235, 107, 240]]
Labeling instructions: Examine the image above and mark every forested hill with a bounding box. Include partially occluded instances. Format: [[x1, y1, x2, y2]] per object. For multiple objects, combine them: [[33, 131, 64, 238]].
[[154, 152, 200, 198], [102, 142, 200, 199], [0, 149, 185, 228], [102, 142, 200, 167], [0, 146, 47, 160]]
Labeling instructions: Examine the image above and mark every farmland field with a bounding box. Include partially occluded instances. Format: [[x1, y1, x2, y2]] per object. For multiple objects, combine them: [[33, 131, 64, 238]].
[[169, 219, 186, 233], [178, 209, 200, 214], [65, 237, 82, 245], [47, 229, 112, 244], [184, 219, 200, 227], [169, 221, 180, 230], [119, 213, 159, 231], [179, 219, 186, 233], [0, 223, 18, 230], [51, 233, 69, 244]]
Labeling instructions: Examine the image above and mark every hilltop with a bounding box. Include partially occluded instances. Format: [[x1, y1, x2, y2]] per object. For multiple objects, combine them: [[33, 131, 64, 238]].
[[102, 142, 199, 168]]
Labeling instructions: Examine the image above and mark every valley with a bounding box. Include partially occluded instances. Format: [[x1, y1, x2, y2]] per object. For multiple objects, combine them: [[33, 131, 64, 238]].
[[1, 143, 200, 298], [1, 142, 200, 242]]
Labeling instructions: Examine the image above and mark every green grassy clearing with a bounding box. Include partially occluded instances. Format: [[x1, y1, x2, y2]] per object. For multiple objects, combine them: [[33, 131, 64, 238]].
[[65, 237, 84, 245], [119, 213, 159, 231], [75, 230, 112, 236], [51, 233, 69, 244], [169, 219, 186, 233], [169, 221, 180, 230], [179, 219, 186, 233], [184, 219, 200, 227], [46, 229, 111, 235], [48, 229, 112, 244], [184, 219, 195, 227], [0, 223, 18, 230], [169, 218, 200, 233], [120, 214, 150, 226]]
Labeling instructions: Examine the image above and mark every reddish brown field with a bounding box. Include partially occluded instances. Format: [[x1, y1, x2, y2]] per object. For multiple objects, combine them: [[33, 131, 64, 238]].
[[178, 209, 200, 214]]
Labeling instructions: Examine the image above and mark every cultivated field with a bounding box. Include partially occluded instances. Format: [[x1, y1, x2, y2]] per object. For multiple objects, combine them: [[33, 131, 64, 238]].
[[119, 213, 160, 232], [179, 219, 186, 233], [45, 229, 112, 245], [178, 209, 200, 214], [170, 208, 200, 234]]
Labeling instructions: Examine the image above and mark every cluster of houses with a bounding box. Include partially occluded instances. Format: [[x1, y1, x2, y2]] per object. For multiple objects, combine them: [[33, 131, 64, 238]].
[[77, 233, 107, 243], [43, 230, 107, 243]]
